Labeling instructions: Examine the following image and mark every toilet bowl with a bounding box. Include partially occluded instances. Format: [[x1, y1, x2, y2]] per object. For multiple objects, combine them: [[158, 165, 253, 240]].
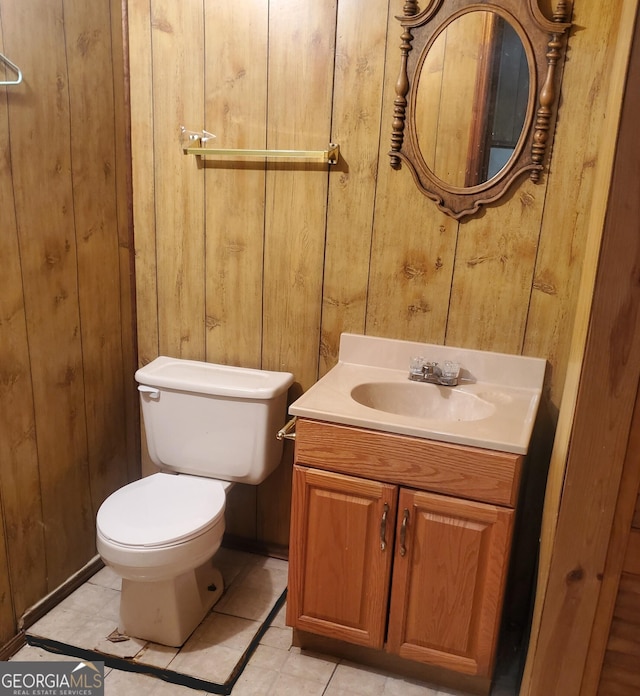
[[97, 473, 230, 646], [96, 357, 294, 647], [97, 473, 227, 582]]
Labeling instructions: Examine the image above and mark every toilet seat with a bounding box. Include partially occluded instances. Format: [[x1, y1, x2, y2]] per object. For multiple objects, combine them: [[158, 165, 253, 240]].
[[96, 473, 227, 582], [98, 472, 226, 548]]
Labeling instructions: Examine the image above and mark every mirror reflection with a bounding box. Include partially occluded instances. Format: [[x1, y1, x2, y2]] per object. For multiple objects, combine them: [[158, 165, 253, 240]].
[[414, 11, 529, 188]]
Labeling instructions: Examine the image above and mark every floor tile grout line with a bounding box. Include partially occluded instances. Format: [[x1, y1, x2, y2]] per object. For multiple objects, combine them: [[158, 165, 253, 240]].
[[320, 660, 340, 696]]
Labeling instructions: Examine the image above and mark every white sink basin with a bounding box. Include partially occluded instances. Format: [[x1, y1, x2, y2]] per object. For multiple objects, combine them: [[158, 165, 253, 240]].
[[289, 334, 546, 454], [351, 381, 496, 422]]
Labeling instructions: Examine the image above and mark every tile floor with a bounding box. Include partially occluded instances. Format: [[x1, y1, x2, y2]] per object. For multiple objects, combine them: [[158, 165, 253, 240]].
[[11, 549, 519, 696]]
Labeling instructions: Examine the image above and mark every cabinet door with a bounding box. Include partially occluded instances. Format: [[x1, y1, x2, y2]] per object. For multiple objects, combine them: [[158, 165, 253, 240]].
[[386, 488, 514, 677], [287, 465, 397, 648]]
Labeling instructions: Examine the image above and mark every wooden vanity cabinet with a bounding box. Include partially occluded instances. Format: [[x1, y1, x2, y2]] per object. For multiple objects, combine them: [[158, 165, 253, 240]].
[[386, 487, 514, 676], [286, 418, 521, 680], [287, 466, 397, 649]]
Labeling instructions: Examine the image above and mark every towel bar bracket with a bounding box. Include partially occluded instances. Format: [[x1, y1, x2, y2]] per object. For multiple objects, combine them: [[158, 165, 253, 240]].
[[0, 52, 22, 86]]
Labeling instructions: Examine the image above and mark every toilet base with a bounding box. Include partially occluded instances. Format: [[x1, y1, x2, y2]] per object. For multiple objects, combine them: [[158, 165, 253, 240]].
[[119, 559, 224, 647]]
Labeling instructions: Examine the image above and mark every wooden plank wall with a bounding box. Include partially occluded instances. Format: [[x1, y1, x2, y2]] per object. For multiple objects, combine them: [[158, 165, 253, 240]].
[[598, 523, 640, 695], [520, 5, 640, 693], [0, 0, 630, 672], [128, 0, 629, 549], [0, 0, 137, 647], [582, 374, 640, 695]]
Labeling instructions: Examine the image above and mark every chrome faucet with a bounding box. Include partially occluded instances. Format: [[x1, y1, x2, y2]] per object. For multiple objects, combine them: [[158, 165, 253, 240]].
[[409, 357, 461, 387]]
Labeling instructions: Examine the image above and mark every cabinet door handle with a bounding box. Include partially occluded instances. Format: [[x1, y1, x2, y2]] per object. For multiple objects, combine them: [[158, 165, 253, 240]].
[[399, 508, 409, 557], [380, 503, 389, 551]]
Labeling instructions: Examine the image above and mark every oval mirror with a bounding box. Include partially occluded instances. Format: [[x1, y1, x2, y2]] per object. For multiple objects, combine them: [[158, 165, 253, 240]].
[[414, 11, 530, 188], [389, 0, 572, 219]]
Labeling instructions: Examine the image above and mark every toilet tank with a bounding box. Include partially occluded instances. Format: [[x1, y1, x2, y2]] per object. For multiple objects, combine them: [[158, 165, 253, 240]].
[[135, 357, 294, 484]]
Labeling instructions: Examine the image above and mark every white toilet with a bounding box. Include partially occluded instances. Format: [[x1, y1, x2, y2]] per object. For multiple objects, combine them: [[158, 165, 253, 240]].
[[96, 356, 294, 647]]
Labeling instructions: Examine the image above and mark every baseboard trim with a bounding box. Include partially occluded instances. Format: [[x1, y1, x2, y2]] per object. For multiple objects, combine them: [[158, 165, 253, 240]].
[[222, 534, 289, 561], [18, 555, 104, 632], [0, 631, 26, 661], [1, 555, 104, 661]]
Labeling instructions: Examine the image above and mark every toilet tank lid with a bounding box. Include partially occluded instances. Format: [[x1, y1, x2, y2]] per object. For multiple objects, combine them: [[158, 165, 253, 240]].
[[135, 356, 294, 399]]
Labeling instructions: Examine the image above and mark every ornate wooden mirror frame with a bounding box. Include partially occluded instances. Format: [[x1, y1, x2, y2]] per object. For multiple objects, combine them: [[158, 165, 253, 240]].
[[390, 0, 572, 219]]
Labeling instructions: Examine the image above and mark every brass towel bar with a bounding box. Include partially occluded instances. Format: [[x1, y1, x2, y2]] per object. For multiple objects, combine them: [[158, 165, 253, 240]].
[[181, 127, 339, 165], [184, 144, 340, 165]]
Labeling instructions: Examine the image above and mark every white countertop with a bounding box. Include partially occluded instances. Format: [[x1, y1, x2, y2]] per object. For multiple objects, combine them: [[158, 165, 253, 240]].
[[289, 334, 546, 455]]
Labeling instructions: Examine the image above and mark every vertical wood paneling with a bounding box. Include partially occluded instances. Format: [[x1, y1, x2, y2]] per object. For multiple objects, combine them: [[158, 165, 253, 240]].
[[202, 0, 270, 536], [152, 0, 205, 359], [112, 0, 140, 485], [445, 181, 542, 353], [366, 177, 457, 348], [128, 0, 631, 558], [633, 495, 640, 530], [3, 0, 95, 588], [0, 0, 135, 646], [366, 2, 458, 346], [319, 0, 389, 374], [0, 0, 631, 686], [262, 1, 337, 386], [598, 569, 640, 695], [0, 15, 46, 636], [258, 1, 338, 546], [521, 2, 640, 693], [65, 0, 130, 514], [128, 0, 158, 478], [129, 0, 158, 368], [581, 379, 640, 695], [0, 514, 13, 643], [203, 0, 268, 369], [521, 0, 638, 690], [523, 0, 624, 404]]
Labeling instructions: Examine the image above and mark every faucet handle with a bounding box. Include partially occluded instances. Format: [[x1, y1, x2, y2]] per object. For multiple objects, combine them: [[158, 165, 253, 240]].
[[409, 356, 426, 380], [439, 361, 461, 385], [441, 361, 460, 379]]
